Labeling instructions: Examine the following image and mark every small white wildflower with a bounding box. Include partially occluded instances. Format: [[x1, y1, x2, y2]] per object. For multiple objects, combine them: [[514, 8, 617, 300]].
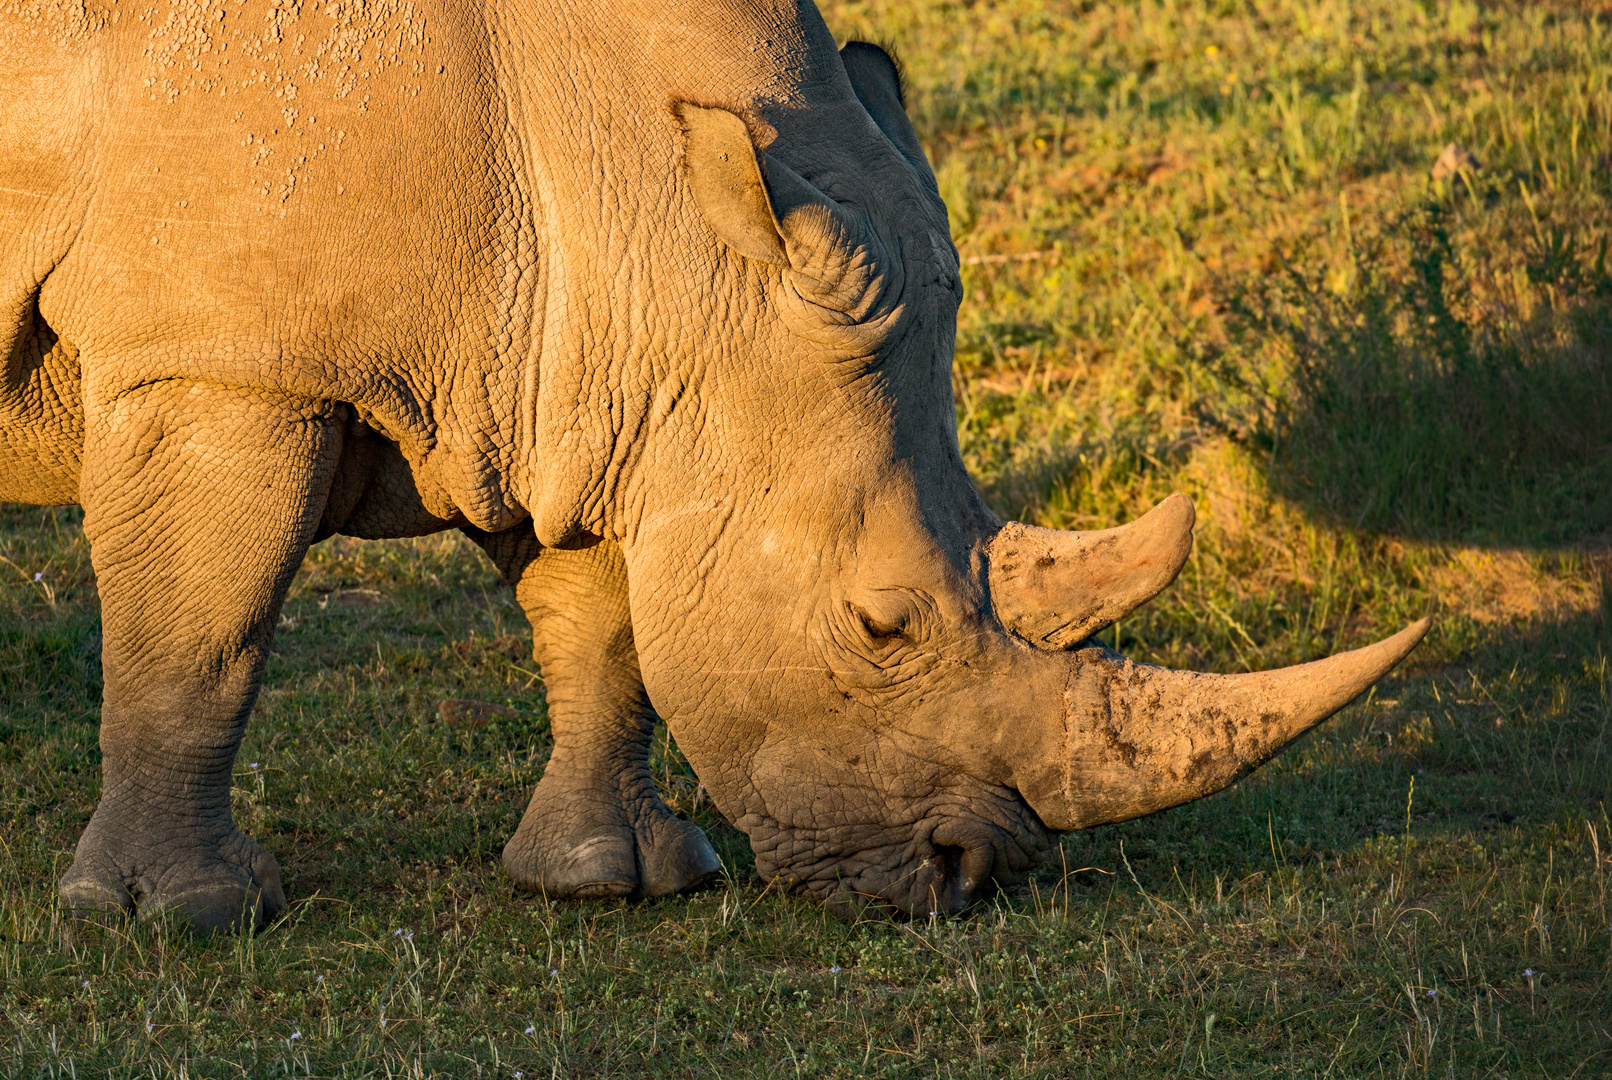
[[524, 1026, 535, 1035], [829, 966, 841, 974], [393, 928, 403, 936], [1523, 969, 1536, 978], [403, 931, 413, 941], [514, 1073, 524, 1079], [549, 968, 558, 977], [290, 1031, 301, 1040], [250, 762, 260, 770], [316, 975, 325, 983], [32, 572, 43, 582], [1426, 989, 1437, 997], [81, 979, 89, 989]]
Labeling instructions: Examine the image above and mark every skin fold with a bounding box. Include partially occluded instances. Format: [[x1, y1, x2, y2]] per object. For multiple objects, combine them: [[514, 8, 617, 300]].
[[0, 0, 1426, 931]]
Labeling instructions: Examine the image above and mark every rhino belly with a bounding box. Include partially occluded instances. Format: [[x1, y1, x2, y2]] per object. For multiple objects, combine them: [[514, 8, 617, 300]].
[[317, 413, 474, 541]]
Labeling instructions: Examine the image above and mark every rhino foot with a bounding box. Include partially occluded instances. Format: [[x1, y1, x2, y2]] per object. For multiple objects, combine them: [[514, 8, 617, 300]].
[[636, 813, 722, 896], [467, 533, 722, 900], [502, 781, 720, 900], [59, 804, 285, 935]]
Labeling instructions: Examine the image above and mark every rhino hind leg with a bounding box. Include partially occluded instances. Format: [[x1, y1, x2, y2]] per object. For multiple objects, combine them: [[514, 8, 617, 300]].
[[467, 530, 721, 899], [60, 382, 344, 934]]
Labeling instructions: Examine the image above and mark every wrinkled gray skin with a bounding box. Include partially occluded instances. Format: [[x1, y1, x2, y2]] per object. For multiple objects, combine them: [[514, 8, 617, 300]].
[[1, 0, 1426, 932]]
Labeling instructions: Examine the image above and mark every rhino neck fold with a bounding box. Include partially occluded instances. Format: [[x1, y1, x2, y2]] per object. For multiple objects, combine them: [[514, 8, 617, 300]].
[[487, 0, 864, 545]]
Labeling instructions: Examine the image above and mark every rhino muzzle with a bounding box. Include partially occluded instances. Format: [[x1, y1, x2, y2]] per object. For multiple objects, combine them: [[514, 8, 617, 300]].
[[736, 495, 1427, 919]]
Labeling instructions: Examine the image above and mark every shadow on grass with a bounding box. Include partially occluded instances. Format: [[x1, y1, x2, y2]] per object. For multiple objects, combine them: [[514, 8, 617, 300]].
[[1218, 199, 1612, 547]]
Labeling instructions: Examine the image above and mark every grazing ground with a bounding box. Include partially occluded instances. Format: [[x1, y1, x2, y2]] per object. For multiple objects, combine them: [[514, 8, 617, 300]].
[[3, 0, 1611, 1075]]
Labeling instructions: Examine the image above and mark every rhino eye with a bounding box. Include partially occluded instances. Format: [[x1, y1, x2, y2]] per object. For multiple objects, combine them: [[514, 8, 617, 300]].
[[851, 604, 906, 641]]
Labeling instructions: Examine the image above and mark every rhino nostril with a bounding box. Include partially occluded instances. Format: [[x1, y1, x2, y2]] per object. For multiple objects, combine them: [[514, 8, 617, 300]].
[[919, 840, 998, 916], [960, 842, 996, 894], [933, 843, 965, 881]]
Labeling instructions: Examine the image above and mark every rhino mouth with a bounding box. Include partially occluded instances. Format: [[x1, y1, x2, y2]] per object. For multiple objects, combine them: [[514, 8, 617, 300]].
[[845, 815, 1023, 918], [741, 788, 1056, 919]]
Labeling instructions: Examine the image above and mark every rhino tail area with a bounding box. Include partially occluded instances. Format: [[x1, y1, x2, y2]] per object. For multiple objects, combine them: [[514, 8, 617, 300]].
[[0, 283, 84, 506]]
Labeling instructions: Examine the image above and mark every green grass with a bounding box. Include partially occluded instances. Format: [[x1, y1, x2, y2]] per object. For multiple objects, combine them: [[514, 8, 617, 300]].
[[4, 0, 1612, 1075]]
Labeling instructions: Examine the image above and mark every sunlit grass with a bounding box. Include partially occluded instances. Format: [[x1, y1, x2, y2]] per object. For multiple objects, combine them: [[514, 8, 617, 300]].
[[3, 0, 1610, 1075]]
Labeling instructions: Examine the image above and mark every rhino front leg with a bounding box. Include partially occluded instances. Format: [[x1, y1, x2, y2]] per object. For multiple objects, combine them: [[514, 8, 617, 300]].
[[58, 382, 342, 934], [468, 529, 721, 899]]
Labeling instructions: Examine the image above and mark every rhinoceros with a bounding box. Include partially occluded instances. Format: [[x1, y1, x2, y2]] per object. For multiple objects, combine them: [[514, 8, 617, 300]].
[[0, 0, 1426, 932]]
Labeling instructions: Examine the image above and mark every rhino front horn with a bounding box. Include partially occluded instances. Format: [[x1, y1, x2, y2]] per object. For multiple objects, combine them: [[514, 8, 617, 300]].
[[1019, 618, 1432, 830], [988, 493, 1196, 650]]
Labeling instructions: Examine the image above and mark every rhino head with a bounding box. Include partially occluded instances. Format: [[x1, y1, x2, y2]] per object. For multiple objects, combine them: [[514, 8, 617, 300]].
[[611, 40, 1426, 917]]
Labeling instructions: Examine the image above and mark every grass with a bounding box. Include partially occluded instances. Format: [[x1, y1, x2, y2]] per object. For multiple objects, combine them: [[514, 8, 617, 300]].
[[3, 0, 1612, 1074]]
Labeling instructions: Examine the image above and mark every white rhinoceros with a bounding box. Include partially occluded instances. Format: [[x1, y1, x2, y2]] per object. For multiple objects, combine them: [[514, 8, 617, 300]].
[[0, 0, 1425, 931]]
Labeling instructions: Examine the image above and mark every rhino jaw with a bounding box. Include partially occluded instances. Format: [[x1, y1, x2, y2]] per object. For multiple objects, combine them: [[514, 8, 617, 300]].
[[1016, 619, 1432, 831]]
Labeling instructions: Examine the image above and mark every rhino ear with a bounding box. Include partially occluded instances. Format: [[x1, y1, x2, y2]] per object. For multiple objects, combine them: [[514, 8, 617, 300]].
[[675, 101, 860, 274], [675, 102, 789, 266], [840, 42, 934, 185]]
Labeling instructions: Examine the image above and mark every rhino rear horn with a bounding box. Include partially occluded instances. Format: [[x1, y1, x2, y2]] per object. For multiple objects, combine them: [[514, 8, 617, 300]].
[[988, 493, 1196, 650]]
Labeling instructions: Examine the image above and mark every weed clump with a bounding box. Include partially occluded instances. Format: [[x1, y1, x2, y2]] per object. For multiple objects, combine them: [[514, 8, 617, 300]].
[[1230, 200, 1612, 544]]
